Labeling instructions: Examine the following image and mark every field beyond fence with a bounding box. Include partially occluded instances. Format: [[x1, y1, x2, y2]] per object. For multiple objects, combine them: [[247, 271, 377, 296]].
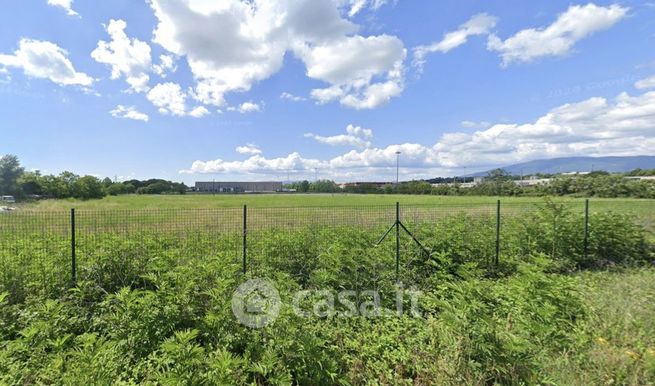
[[1, 199, 653, 301]]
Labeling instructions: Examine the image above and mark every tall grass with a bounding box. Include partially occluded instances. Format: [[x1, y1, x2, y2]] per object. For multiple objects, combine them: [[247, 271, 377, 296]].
[[0, 202, 653, 384]]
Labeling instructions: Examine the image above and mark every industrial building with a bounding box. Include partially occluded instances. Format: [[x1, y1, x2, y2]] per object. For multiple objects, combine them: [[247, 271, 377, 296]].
[[195, 181, 283, 193]]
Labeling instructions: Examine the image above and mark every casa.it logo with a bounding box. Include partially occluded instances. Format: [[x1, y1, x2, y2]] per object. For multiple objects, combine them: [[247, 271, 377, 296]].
[[231, 278, 281, 329]]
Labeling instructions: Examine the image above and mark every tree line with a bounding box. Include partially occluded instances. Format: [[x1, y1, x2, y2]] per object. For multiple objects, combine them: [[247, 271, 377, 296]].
[[3, 153, 654, 201], [0, 155, 187, 200], [286, 168, 655, 198]]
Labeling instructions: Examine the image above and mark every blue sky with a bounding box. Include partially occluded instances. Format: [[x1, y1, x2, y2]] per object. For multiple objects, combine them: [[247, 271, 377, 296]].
[[1, 0, 655, 183]]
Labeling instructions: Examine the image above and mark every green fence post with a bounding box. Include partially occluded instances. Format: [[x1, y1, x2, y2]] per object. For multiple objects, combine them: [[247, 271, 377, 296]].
[[495, 200, 501, 266], [396, 202, 400, 282], [243, 205, 247, 274], [70, 208, 76, 286], [584, 199, 589, 259]]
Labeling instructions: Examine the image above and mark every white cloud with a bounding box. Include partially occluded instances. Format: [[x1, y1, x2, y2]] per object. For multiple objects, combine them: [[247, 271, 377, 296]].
[[339, 0, 393, 17], [413, 13, 497, 70], [91, 19, 152, 93], [47, 0, 78, 17], [635, 75, 655, 90], [183, 152, 324, 175], [153, 54, 177, 77], [110, 105, 149, 122], [0, 39, 93, 86], [280, 92, 306, 102], [146, 82, 210, 117], [183, 89, 655, 178], [228, 101, 262, 113], [300, 34, 406, 109], [188, 105, 210, 118], [148, 0, 406, 110], [236, 144, 262, 155], [147, 82, 186, 116], [305, 124, 374, 148], [432, 91, 655, 168], [346, 123, 373, 139], [461, 120, 491, 129], [487, 3, 628, 66]]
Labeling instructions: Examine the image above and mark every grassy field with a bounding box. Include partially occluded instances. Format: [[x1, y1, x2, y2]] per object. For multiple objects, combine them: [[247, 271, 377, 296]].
[[17, 192, 655, 210], [15, 194, 654, 239], [1, 194, 654, 384]]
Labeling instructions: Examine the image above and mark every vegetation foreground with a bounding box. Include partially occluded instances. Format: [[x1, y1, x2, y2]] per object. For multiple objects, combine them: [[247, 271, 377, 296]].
[[0, 203, 654, 384]]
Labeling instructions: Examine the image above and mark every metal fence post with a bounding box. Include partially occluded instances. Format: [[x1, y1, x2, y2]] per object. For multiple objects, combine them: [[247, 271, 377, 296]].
[[70, 208, 76, 286], [396, 202, 400, 282], [243, 205, 247, 274], [495, 200, 500, 266], [584, 199, 589, 259]]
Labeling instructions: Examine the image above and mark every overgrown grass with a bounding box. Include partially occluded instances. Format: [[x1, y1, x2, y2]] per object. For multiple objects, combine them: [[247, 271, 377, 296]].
[[0, 202, 654, 384], [544, 268, 655, 385]]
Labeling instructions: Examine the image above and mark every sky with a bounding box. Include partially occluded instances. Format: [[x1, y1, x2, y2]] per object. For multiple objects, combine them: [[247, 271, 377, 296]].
[[1, 0, 655, 184]]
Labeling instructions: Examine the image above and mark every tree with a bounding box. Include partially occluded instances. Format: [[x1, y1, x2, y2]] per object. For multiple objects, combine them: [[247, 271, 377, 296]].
[[102, 177, 114, 188], [72, 176, 106, 200], [0, 155, 25, 196], [17, 171, 43, 196]]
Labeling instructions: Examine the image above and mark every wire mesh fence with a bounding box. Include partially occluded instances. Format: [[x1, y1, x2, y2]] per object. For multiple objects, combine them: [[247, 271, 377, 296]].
[[0, 199, 653, 300]]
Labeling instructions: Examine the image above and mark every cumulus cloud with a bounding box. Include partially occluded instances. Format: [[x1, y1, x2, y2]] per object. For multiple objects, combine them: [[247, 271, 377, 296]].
[[188, 105, 210, 117], [487, 3, 628, 66], [280, 92, 306, 102], [182, 89, 655, 178], [148, 0, 406, 109], [183, 152, 324, 175], [305, 124, 374, 149], [152, 54, 177, 77], [110, 105, 149, 122], [0, 39, 93, 86], [91, 19, 152, 92], [300, 34, 406, 109], [413, 13, 497, 71], [146, 82, 207, 117], [228, 101, 262, 113], [47, 0, 78, 16], [433, 91, 655, 168], [635, 75, 655, 90], [236, 144, 263, 155]]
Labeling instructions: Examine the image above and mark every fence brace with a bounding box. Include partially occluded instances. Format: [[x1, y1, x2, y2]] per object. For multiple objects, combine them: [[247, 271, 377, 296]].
[[375, 202, 431, 283]]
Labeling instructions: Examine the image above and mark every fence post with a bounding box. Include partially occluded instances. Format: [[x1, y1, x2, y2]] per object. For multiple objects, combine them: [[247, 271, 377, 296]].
[[70, 208, 76, 286], [495, 200, 500, 266], [396, 202, 400, 282], [243, 205, 247, 274], [583, 199, 589, 259]]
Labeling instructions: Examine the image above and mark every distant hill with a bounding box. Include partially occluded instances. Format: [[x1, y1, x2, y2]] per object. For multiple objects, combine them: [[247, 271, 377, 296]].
[[468, 156, 655, 177]]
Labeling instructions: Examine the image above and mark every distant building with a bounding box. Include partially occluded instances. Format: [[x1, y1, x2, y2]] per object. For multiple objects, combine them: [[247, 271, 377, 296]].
[[195, 181, 283, 193], [561, 171, 591, 176], [515, 178, 552, 187]]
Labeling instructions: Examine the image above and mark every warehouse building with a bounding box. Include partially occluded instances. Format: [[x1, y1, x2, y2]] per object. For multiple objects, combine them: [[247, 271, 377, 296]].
[[195, 181, 283, 193]]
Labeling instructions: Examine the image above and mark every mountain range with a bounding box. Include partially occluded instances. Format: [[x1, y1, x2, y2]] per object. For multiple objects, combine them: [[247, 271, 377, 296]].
[[468, 156, 655, 177]]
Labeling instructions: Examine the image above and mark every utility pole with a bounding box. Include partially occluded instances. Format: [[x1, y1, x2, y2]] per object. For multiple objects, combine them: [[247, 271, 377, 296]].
[[395, 151, 401, 189]]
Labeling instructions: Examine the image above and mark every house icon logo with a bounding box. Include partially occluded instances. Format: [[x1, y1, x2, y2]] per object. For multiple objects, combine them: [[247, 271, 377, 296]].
[[231, 278, 281, 328]]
